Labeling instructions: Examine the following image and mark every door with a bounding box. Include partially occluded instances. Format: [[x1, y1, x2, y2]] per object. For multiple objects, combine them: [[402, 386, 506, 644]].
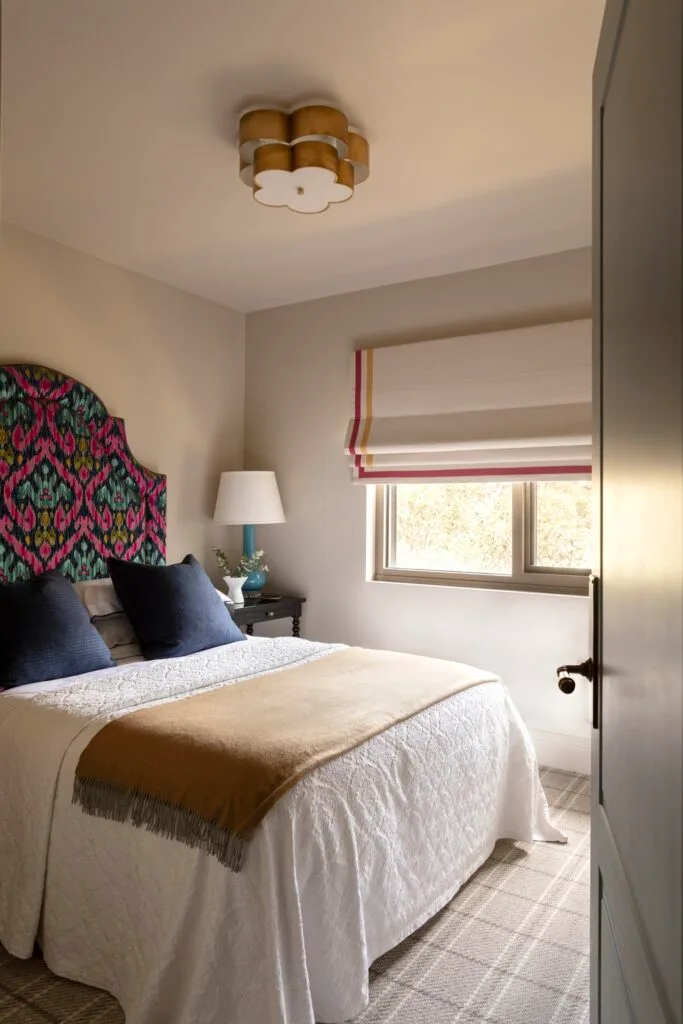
[[593, 1, 683, 1022]]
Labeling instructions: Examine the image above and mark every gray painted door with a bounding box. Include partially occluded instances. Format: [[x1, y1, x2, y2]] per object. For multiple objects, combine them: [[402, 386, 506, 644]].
[[592, 1, 683, 1022]]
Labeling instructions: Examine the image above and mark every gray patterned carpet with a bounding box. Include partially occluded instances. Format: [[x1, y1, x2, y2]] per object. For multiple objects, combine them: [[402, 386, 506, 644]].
[[0, 768, 590, 1023]]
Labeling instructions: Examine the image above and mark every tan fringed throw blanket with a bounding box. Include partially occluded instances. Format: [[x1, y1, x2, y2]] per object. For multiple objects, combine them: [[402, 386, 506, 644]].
[[74, 647, 497, 870]]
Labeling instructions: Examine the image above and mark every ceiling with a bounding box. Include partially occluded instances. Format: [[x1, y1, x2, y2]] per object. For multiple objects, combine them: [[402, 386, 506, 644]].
[[1, 0, 603, 312]]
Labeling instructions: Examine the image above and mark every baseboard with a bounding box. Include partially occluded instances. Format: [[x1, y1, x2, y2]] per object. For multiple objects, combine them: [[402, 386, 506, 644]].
[[529, 728, 591, 776]]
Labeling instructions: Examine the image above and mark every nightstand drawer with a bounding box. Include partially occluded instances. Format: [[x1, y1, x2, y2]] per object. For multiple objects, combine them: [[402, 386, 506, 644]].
[[235, 598, 301, 623], [225, 595, 306, 637]]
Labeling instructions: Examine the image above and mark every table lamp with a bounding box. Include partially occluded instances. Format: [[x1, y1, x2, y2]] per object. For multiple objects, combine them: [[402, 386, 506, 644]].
[[213, 471, 285, 593]]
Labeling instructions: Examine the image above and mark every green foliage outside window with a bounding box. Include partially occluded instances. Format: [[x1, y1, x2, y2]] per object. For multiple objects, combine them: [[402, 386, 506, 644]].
[[390, 480, 591, 576]]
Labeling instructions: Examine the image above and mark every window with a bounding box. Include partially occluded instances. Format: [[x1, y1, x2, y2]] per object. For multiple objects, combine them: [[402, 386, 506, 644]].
[[375, 480, 591, 594]]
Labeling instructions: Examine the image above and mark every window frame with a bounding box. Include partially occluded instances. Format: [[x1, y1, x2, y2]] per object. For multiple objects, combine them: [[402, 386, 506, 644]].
[[374, 482, 590, 596]]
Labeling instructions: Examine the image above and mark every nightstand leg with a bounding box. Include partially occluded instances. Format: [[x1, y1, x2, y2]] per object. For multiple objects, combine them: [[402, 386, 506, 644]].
[[292, 616, 301, 638], [246, 624, 254, 636]]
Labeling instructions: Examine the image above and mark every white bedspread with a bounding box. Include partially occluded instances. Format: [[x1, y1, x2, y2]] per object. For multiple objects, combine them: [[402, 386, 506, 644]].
[[0, 638, 563, 1024]]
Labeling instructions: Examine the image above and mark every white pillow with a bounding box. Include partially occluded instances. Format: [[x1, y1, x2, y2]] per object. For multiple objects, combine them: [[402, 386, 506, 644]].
[[74, 578, 123, 618]]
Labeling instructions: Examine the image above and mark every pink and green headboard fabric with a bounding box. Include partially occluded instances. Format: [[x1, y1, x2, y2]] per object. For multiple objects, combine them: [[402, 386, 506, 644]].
[[0, 364, 166, 583]]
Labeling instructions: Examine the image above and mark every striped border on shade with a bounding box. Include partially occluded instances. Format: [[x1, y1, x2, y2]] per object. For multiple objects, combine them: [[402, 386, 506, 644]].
[[347, 348, 375, 473], [344, 321, 593, 484]]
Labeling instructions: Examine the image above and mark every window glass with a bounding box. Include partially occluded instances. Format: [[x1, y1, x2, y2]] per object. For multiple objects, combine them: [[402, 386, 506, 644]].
[[532, 481, 592, 570], [391, 482, 514, 575]]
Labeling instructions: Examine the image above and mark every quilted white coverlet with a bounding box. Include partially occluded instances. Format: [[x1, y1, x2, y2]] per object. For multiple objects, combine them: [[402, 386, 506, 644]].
[[0, 637, 563, 1024]]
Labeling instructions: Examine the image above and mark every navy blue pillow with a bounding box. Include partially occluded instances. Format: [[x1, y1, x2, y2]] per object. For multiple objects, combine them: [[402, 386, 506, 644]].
[[107, 554, 245, 660], [0, 573, 115, 690]]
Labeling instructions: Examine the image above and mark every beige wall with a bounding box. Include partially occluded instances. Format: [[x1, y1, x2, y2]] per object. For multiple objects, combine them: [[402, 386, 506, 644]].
[[245, 247, 593, 771], [0, 224, 245, 565]]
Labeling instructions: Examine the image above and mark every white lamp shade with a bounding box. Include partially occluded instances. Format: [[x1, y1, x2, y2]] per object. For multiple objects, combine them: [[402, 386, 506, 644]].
[[213, 471, 285, 525]]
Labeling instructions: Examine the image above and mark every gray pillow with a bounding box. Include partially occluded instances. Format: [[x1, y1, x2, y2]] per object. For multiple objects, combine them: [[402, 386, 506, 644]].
[[93, 612, 137, 650], [110, 642, 144, 666]]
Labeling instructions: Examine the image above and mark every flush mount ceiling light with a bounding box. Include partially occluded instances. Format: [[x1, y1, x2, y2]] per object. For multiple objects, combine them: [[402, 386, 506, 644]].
[[238, 105, 369, 214]]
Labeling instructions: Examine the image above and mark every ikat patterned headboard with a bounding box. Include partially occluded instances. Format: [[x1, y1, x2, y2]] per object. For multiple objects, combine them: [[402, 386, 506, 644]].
[[0, 365, 167, 583]]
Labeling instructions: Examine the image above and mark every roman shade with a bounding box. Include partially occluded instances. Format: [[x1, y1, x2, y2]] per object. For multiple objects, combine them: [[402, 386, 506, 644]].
[[344, 319, 592, 483]]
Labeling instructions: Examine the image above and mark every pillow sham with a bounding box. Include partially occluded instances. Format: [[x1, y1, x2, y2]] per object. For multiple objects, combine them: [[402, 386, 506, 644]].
[[110, 642, 144, 666], [107, 554, 245, 660], [74, 578, 123, 619], [92, 613, 143, 666], [93, 612, 138, 650], [0, 573, 115, 689]]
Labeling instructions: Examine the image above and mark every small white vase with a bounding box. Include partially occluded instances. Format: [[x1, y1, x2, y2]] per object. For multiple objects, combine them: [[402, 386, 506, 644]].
[[223, 576, 249, 606]]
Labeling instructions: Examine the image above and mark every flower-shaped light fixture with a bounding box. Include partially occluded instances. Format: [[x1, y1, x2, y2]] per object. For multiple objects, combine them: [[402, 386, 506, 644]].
[[239, 105, 369, 214]]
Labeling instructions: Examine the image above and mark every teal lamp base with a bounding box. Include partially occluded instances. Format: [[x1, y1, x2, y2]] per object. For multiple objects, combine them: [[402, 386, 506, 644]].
[[243, 569, 267, 594], [241, 524, 268, 594]]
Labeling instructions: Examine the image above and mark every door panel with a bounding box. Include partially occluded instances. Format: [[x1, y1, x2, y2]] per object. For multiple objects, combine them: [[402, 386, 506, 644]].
[[593, 0, 683, 1022], [600, 897, 634, 1024], [595, 804, 672, 1024]]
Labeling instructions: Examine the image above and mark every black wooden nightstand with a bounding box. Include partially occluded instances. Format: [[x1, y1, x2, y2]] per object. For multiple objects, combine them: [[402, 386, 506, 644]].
[[226, 595, 306, 637]]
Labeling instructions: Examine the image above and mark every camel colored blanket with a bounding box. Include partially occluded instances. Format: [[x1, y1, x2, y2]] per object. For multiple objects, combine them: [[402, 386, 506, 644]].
[[74, 646, 497, 871]]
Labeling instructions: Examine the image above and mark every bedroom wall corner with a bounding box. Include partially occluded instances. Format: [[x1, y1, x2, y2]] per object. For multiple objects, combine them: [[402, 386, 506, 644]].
[[244, 247, 593, 774], [0, 224, 246, 568]]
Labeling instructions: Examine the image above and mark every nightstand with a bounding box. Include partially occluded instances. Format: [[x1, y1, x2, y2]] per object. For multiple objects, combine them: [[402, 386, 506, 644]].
[[226, 595, 306, 637]]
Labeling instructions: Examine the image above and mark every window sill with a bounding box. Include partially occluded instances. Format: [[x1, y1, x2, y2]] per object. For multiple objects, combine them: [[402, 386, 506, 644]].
[[373, 570, 589, 598]]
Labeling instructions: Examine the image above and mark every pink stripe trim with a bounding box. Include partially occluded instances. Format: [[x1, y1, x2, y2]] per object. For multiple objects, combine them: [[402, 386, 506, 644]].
[[358, 464, 592, 480], [348, 350, 363, 455]]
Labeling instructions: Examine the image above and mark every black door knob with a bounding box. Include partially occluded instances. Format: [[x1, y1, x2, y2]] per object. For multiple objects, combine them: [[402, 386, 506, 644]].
[[556, 657, 594, 695], [556, 658, 594, 681]]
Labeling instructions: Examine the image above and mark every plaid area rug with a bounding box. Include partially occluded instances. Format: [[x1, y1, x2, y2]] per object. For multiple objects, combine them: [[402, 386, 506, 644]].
[[358, 768, 591, 1024], [0, 768, 589, 1024]]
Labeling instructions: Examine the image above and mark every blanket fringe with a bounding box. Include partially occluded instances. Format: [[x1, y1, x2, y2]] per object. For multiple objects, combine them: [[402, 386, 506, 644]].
[[73, 777, 247, 872]]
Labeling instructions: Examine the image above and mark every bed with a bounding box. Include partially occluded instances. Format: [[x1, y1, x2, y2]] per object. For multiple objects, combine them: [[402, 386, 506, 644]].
[[0, 366, 563, 1024]]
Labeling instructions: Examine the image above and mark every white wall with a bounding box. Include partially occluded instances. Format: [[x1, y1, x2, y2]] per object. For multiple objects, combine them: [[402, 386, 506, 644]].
[[0, 224, 246, 565], [245, 248, 593, 772]]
